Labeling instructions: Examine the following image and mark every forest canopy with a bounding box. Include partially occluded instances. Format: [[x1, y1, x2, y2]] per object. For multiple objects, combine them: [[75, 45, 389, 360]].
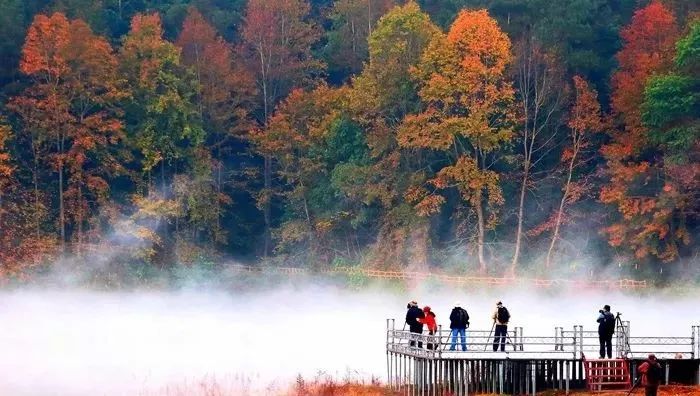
[[0, 0, 698, 282]]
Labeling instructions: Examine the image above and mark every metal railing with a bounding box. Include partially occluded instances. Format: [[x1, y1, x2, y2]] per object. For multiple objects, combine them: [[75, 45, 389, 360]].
[[386, 319, 700, 360]]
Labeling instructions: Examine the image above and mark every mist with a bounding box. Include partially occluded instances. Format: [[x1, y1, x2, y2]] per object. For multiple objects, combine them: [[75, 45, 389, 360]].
[[0, 281, 698, 396]]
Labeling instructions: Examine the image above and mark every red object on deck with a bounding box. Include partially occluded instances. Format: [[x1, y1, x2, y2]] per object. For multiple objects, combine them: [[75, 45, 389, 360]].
[[584, 356, 632, 392]]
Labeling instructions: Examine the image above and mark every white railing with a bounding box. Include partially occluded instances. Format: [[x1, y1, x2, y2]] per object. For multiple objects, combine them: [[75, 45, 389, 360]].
[[385, 319, 700, 360]]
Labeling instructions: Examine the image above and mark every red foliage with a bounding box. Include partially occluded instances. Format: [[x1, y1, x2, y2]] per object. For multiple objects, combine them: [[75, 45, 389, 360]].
[[601, 1, 685, 263]]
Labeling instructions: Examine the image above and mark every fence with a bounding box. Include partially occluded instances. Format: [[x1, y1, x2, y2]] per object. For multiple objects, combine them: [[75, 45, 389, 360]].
[[232, 264, 647, 289], [386, 319, 700, 394]]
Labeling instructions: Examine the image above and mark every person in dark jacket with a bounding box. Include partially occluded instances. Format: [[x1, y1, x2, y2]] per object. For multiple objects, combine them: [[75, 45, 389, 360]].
[[420, 306, 438, 350], [638, 354, 662, 396], [596, 304, 615, 358], [405, 300, 425, 348], [449, 302, 469, 351], [492, 301, 510, 352]]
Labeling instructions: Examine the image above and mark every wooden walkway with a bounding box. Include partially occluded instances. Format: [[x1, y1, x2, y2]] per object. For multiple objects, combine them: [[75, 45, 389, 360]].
[[232, 264, 647, 289]]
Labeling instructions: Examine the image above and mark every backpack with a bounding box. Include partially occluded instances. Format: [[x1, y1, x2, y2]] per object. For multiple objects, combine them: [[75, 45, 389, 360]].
[[457, 308, 469, 326], [647, 362, 663, 383], [497, 307, 510, 323], [602, 312, 615, 334]]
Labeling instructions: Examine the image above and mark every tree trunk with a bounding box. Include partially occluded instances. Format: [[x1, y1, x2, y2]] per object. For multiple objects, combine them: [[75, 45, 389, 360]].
[[76, 183, 83, 258], [511, 162, 529, 274], [475, 189, 486, 273], [161, 159, 166, 195], [545, 149, 577, 267], [32, 147, 40, 239], [58, 134, 65, 255], [263, 154, 271, 260]]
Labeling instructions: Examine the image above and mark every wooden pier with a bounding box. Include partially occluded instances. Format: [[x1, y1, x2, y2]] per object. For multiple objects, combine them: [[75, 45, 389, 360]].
[[385, 319, 700, 395]]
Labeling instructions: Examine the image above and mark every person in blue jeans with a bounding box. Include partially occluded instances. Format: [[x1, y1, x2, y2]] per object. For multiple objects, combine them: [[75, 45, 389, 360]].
[[449, 302, 469, 351]]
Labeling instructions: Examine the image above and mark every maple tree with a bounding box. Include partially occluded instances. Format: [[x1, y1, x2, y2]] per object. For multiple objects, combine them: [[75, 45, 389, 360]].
[[9, 12, 124, 254], [600, 2, 684, 263], [399, 9, 516, 272]]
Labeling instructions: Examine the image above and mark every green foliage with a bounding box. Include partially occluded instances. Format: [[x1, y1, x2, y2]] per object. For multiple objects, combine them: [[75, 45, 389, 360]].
[[0, 0, 698, 278], [643, 21, 700, 162], [120, 14, 205, 177]]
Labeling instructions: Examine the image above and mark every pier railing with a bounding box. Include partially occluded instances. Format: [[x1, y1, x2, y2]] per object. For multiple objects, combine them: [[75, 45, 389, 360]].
[[386, 320, 700, 360], [386, 320, 700, 394]]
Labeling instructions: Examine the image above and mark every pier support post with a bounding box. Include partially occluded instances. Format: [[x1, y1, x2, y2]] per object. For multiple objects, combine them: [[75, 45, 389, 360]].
[[565, 360, 570, 395]]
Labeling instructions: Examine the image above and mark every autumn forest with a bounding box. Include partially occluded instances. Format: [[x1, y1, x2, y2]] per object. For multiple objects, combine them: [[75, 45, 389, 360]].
[[0, 0, 698, 283]]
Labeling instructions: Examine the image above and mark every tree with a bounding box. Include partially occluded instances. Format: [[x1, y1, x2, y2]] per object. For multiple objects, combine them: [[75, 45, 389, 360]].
[[240, 0, 323, 258], [120, 12, 209, 262], [610, 1, 679, 137], [250, 85, 342, 262], [399, 9, 516, 273], [342, 2, 440, 270], [120, 13, 204, 193], [643, 20, 700, 163], [176, 6, 254, 136], [176, 7, 255, 244], [9, 12, 124, 253], [539, 76, 604, 267], [0, 118, 56, 276], [634, 20, 700, 262], [600, 2, 683, 263], [510, 37, 565, 272]]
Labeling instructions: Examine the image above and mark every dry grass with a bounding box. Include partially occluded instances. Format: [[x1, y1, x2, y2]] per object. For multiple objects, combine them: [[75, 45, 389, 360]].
[[139, 377, 699, 396], [287, 374, 400, 396]]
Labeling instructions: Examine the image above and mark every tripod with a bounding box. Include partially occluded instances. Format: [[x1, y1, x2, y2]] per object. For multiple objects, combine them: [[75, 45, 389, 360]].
[[615, 312, 631, 358]]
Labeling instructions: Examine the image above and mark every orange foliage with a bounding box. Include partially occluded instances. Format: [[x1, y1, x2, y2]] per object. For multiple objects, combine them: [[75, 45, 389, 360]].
[[398, 9, 514, 270], [176, 7, 255, 136], [447, 9, 512, 81], [9, 12, 124, 250]]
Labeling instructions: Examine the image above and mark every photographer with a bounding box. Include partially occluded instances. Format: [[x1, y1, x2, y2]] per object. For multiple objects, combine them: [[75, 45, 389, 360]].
[[596, 304, 615, 358], [638, 354, 663, 396], [405, 300, 425, 348]]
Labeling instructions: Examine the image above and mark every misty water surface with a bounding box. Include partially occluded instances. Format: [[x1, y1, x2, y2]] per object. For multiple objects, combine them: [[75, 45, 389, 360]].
[[0, 284, 697, 395]]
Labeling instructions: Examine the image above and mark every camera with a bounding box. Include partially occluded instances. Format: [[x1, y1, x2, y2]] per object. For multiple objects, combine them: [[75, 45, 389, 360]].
[[599, 309, 604, 314]]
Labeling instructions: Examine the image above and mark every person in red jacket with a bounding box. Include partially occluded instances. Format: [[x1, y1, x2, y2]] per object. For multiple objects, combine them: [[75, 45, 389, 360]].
[[420, 306, 438, 350], [638, 354, 663, 396]]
